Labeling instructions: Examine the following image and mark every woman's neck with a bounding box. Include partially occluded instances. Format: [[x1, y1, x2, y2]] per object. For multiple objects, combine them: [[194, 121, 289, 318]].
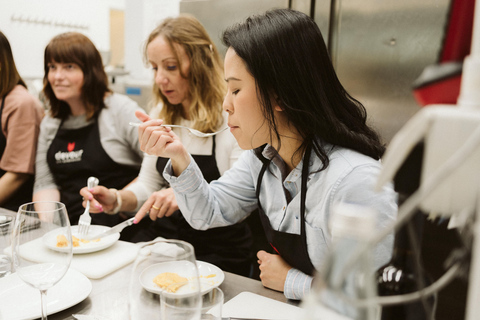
[[67, 98, 86, 116], [271, 128, 304, 173], [270, 111, 304, 173], [181, 100, 191, 120], [277, 140, 304, 173]]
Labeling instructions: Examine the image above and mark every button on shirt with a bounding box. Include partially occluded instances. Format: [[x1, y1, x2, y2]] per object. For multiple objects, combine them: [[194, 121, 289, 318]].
[[164, 144, 397, 300]]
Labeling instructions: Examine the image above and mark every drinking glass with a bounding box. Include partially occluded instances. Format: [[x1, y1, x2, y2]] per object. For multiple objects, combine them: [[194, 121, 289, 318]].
[[12, 201, 72, 320], [161, 282, 224, 320], [128, 239, 201, 320], [200, 286, 224, 320], [0, 215, 14, 278]]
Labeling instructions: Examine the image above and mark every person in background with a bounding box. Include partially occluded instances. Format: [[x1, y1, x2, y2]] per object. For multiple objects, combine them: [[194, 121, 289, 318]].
[[81, 15, 253, 276], [34, 32, 144, 229], [134, 8, 397, 300], [0, 31, 44, 211]]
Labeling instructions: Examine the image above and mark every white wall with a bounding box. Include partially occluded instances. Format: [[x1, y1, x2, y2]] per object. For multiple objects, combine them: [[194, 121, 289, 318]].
[[0, 0, 124, 79]]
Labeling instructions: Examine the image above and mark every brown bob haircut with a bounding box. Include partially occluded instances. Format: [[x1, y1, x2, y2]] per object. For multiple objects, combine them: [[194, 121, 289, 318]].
[[43, 32, 110, 120], [0, 31, 27, 98]]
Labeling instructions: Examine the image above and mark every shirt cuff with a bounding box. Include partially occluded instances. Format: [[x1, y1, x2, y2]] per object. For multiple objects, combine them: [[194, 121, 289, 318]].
[[162, 155, 203, 194], [284, 268, 313, 300]]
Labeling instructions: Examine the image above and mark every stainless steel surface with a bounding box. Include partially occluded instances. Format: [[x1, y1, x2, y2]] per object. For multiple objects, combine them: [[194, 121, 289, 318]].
[[327, 0, 341, 68], [290, 0, 312, 16], [180, 0, 289, 55], [84, 217, 135, 241], [319, 0, 451, 143], [312, 0, 331, 46]]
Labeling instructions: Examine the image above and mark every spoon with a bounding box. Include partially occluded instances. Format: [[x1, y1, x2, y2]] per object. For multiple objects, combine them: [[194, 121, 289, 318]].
[[129, 122, 229, 138]]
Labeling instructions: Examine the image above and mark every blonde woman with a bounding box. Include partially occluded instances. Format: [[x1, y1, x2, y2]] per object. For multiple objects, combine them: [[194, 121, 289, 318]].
[[82, 15, 253, 276]]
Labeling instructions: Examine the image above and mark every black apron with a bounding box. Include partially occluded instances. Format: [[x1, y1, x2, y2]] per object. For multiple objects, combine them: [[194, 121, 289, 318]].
[[132, 136, 253, 276], [0, 96, 35, 211], [46, 119, 139, 226], [256, 145, 316, 276]]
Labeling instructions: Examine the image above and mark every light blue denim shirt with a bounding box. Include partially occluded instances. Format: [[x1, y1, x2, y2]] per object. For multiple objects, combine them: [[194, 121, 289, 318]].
[[164, 144, 397, 300]]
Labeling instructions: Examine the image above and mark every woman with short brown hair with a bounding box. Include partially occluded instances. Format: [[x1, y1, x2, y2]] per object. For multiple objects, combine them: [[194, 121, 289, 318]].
[[34, 32, 144, 228]]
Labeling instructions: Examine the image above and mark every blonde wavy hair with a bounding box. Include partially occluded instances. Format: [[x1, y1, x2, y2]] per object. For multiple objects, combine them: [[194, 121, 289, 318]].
[[144, 15, 226, 133]]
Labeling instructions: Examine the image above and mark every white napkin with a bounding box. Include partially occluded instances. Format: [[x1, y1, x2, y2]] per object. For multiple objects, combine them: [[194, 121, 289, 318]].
[[151, 241, 186, 257], [136, 237, 187, 258], [222, 292, 305, 319]]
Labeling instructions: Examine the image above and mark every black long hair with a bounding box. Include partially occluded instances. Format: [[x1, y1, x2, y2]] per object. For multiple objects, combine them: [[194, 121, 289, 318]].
[[222, 8, 385, 169]]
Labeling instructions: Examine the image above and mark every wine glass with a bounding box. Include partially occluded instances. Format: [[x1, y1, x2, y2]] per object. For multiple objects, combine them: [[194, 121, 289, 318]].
[[12, 201, 72, 320], [0, 215, 14, 278], [128, 239, 201, 320]]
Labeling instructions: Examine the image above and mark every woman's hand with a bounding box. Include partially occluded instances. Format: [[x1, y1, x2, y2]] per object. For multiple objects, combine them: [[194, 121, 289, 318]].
[[257, 250, 291, 292], [79, 185, 116, 213], [135, 111, 191, 176], [134, 188, 178, 222]]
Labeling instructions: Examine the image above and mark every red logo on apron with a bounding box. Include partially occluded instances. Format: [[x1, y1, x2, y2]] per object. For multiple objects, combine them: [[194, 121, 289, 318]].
[[67, 142, 75, 152]]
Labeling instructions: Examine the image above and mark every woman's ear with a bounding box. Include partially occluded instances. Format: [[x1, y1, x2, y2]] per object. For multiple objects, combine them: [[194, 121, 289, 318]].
[[272, 95, 283, 111]]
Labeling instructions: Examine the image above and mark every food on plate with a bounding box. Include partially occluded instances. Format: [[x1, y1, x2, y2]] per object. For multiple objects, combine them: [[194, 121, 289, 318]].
[[72, 235, 80, 247], [201, 274, 216, 279], [56, 234, 101, 247], [56, 234, 68, 247], [153, 272, 188, 292]]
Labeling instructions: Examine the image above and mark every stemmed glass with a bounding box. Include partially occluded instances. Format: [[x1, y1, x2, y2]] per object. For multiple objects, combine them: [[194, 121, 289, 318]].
[[12, 201, 72, 320], [0, 215, 14, 278], [162, 281, 224, 319], [129, 239, 201, 320]]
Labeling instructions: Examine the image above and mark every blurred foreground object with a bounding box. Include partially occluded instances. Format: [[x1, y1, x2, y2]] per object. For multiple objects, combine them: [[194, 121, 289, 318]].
[[377, 1, 480, 319], [302, 1, 480, 318], [412, 0, 475, 106], [301, 203, 378, 320]]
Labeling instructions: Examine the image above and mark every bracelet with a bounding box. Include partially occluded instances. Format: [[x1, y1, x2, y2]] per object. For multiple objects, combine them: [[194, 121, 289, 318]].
[[105, 188, 122, 215]]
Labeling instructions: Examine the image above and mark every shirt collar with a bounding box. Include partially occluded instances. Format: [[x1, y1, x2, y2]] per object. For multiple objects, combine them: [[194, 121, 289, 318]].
[[260, 141, 333, 179]]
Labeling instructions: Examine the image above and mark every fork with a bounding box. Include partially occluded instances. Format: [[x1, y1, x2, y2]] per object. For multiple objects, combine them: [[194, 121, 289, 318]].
[[77, 176, 99, 235], [129, 122, 229, 138]]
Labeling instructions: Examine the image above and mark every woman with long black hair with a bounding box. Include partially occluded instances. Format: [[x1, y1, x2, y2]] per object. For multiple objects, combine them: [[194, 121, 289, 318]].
[[134, 8, 397, 300]]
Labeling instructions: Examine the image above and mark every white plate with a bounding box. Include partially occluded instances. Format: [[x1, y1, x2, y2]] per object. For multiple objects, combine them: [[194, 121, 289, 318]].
[[0, 268, 92, 320], [43, 225, 120, 254], [140, 260, 224, 297]]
